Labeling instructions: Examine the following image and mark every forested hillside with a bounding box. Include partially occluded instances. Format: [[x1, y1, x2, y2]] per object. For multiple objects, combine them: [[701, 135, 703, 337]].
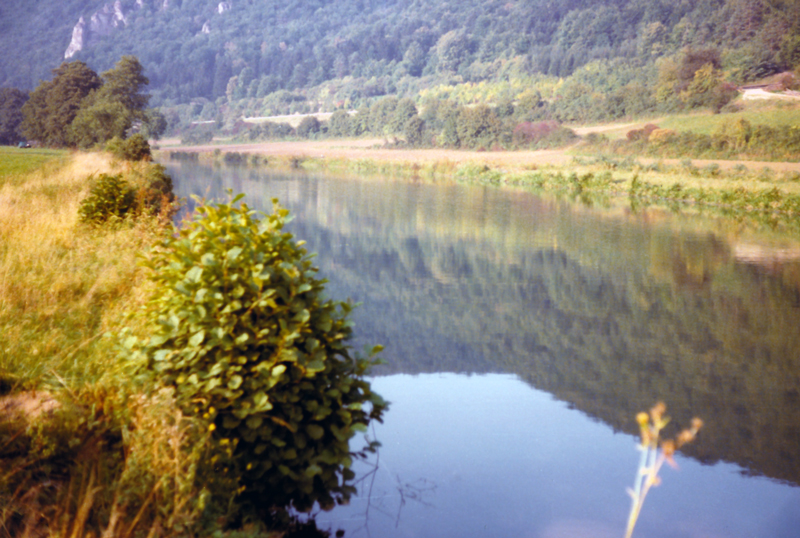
[[2, 0, 800, 127]]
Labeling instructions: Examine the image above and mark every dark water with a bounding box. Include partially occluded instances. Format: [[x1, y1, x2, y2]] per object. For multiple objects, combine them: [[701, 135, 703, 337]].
[[165, 161, 800, 538]]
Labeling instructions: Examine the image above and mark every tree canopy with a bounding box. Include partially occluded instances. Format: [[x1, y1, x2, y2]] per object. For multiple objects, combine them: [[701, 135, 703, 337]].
[[19, 56, 160, 148], [0, 87, 27, 145], [21, 61, 102, 147]]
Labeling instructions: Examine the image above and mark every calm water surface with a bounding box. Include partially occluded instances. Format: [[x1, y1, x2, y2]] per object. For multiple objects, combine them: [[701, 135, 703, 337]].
[[165, 161, 800, 538]]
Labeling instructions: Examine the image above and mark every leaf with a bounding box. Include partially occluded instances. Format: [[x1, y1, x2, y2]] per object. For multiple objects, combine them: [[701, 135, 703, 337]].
[[228, 375, 243, 389], [307, 425, 324, 440], [253, 392, 272, 411], [185, 266, 203, 283], [188, 330, 205, 347], [246, 416, 263, 429], [226, 246, 243, 262], [307, 359, 325, 373], [304, 464, 322, 477]]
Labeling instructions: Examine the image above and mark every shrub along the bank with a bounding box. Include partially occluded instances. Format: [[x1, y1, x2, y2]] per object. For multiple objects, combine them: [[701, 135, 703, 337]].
[[589, 119, 800, 161], [233, 97, 578, 150], [78, 164, 175, 224], [126, 195, 387, 514]]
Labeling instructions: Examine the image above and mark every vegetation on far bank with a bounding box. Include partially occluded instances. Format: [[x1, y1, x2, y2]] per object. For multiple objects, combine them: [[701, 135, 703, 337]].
[[162, 132, 800, 234]]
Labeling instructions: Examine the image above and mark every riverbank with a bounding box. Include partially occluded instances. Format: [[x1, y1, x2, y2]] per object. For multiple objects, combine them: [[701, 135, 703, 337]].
[[0, 151, 218, 538], [158, 137, 800, 174], [156, 139, 800, 233]]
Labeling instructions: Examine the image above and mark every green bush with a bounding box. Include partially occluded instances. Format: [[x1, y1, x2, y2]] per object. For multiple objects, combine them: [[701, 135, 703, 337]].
[[106, 134, 152, 161], [78, 173, 137, 224], [296, 116, 321, 138], [133, 163, 176, 217], [129, 195, 387, 513]]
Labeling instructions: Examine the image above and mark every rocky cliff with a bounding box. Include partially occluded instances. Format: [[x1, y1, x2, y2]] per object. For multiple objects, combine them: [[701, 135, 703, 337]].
[[65, 0, 133, 59], [64, 0, 228, 59]]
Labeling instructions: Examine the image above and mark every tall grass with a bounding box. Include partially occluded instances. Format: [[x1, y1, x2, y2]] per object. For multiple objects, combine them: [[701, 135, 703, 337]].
[[0, 151, 230, 538], [0, 152, 166, 389], [0, 151, 325, 538]]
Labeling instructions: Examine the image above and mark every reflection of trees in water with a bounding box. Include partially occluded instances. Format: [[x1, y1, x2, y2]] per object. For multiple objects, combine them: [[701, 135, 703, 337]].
[[167, 164, 800, 487]]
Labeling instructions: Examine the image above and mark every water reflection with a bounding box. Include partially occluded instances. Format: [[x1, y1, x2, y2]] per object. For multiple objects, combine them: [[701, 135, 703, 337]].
[[165, 161, 800, 537]]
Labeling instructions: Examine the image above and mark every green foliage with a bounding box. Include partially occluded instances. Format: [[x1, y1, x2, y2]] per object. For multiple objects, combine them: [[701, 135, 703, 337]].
[[456, 105, 502, 149], [327, 110, 352, 137], [141, 108, 168, 140], [130, 195, 387, 512], [594, 119, 800, 162], [243, 121, 295, 141], [296, 116, 321, 138], [78, 173, 137, 225], [71, 56, 151, 148], [98, 56, 150, 114], [403, 115, 426, 147], [132, 163, 176, 217], [182, 126, 216, 145], [2, 0, 800, 127], [21, 61, 102, 147], [70, 100, 132, 148], [106, 133, 152, 162], [78, 162, 175, 225], [0, 87, 28, 145], [19, 56, 152, 149]]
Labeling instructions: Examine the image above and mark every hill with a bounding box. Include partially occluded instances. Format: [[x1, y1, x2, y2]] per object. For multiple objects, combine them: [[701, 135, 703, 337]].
[[1, 0, 800, 128]]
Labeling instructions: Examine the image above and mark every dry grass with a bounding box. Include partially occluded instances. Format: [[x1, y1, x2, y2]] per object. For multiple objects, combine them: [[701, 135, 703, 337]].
[[0, 152, 226, 538], [0, 151, 169, 388]]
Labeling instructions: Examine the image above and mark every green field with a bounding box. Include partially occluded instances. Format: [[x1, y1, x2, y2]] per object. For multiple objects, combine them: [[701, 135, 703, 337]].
[[0, 146, 68, 180]]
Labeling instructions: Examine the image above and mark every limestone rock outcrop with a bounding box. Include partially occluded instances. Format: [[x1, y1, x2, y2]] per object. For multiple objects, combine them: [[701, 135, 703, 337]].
[[64, 0, 143, 59]]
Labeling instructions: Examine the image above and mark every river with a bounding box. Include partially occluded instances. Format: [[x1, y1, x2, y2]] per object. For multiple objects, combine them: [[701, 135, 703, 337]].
[[164, 160, 800, 538]]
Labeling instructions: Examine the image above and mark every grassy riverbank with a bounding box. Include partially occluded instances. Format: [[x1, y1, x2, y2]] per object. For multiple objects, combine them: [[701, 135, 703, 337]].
[[159, 142, 800, 234], [0, 148, 366, 538], [1, 151, 233, 538], [0, 150, 184, 537]]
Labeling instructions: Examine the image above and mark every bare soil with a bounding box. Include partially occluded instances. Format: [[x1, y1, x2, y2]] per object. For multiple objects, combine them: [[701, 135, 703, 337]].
[[0, 391, 59, 421]]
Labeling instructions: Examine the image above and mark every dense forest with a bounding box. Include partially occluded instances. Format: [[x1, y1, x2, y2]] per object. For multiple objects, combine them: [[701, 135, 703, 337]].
[[2, 0, 800, 133]]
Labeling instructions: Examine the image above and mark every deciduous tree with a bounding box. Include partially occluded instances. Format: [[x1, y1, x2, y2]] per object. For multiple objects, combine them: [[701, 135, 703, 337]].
[[21, 61, 102, 146], [0, 87, 27, 145]]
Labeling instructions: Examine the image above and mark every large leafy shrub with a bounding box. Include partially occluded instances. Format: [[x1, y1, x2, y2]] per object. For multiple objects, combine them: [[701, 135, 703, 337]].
[[131, 195, 387, 513]]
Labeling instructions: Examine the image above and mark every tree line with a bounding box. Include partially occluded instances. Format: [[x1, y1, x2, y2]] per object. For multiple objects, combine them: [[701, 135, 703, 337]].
[[0, 56, 165, 148], [2, 0, 799, 111]]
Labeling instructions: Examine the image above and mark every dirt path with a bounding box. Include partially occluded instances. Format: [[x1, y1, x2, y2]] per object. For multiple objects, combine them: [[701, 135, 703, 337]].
[[741, 88, 800, 101]]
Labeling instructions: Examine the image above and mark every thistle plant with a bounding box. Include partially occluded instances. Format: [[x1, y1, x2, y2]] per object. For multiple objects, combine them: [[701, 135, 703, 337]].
[[624, 402, 703, 538]]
